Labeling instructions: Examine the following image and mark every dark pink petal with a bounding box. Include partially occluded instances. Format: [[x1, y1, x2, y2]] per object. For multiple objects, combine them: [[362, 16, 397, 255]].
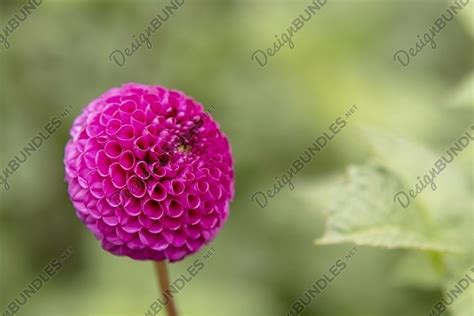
[[135, 161, 150, 179], [127, 176, 146, 198], [119, 150, 135, 171], [106, 118, 121, 136], [96, 150, 112, 177], [104, 140, 122, 159], [149, 182, 167, 201], [165, 199, 184, 218], [143, 200, 164, 220], [124, 197, 142, 216]]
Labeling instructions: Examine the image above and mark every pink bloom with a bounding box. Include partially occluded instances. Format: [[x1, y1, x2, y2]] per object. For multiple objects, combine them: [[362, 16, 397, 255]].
[[64, 83, 234, 262]]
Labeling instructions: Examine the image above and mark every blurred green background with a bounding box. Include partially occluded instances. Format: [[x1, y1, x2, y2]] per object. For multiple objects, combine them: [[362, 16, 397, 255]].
[[0, 0, 473, 315]]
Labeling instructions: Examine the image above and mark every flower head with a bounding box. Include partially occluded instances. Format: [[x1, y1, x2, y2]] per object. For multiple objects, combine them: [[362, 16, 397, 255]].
[[64, 83, 234, 261]]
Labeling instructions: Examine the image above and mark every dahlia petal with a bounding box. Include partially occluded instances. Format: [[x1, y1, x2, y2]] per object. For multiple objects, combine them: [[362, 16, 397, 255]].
[[83, 150, 97, 169], [165, 199, 184, 218], [96, 150, 112, 176], [151, 162, 166, 178], [186, 225, 202, 239], [87, 207, 101, 220], [97, 199, 115, 216], [122, 217, 142, 233], [104, 140, 122, 159], [149, 182, 167, 201], [181, 171, 195, 182], [139, 229, 157, 248], [109, 163, 127, 188], [131, 110, 146, 132], [165, 246, 188, 262], [170, 229, 187, 247], [187, 209, 202, 225], [150, 235, 169, 251], [117, 124, 135, 141], [115, 226, 134, 243], [73, 201, 88, 215], [133, 136, 149, 160], [201, 215, 219, 230], [195, 180, 209, 194], [90, 181, 105, 199], [138, 213, 154, 229], [162, 216, 181, 230], [120, 100, 137, 113], [124, 197, 142, 216], [143, 200, 164, 220], [171, 180, 185, 195], [209, 184, 222, 200], [86, 122, 103, 138], [134, 161, 150, 180], [106, 190, 122, 207], [148, 221, 164, 234], [127, 176, 146, 198], [185, 193, 201, 209], [186, 238, 204, 252], [106, 118, 121, 136], [119, 150, 135, 171], [77, 176, 89, 189], [166, 164, 180, 178]]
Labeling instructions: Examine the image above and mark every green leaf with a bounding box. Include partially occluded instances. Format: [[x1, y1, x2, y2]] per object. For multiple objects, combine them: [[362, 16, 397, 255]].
[[448, 72, 474, 109], [315, 164, 463, 253], [316, 129, 472, 255]]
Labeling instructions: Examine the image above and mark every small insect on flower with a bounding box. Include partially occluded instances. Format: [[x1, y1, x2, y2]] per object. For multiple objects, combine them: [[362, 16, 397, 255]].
[[64, 83, 234, 262]]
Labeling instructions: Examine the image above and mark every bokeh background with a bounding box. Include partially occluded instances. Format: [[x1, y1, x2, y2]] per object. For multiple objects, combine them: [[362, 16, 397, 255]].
[[0, 0, 473, 315]]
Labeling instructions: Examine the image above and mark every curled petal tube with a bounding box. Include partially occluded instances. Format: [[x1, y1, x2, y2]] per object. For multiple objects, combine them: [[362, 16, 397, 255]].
[[195, 180, 209, 194], [135, 161, 150, 180], [109, 163, 127, 188], [185, 193, 201, 209], [127, 176, 146, 198], [124, 196, 142, 216], [143, 199, 164, 220], [106, 119, 121, 136], [163, 179, 185, 196], [187, 209, 202, 225], [165, 199, 184, 218], [96, 150, 112, 177], [151, 162, 166, 178], [104, 140, 122, 159], [131, 109, 146, 133], [116, 124, 135, 148], [133, 136, 149, 160], [149, 182, 167, 202], [119, 150, 135, 171], [120, 100, 137, 114]]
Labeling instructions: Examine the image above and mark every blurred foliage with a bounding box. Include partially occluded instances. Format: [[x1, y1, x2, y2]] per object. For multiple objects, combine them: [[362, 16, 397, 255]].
[[0, 0, 473, 315]]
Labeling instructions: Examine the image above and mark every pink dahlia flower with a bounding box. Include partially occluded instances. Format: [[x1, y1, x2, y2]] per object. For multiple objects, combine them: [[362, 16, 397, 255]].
[[64, 83, 234, 262]]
